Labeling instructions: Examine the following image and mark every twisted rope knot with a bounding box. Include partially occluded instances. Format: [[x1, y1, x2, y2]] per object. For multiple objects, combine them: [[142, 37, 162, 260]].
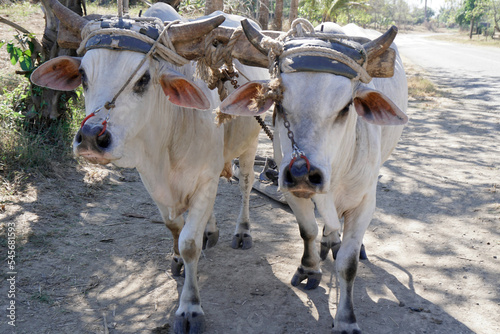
[[196, 27, 244, 100]]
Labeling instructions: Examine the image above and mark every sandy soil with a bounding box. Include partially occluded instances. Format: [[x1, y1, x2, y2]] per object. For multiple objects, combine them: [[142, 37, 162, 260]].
[[1, 7, 499, 334]]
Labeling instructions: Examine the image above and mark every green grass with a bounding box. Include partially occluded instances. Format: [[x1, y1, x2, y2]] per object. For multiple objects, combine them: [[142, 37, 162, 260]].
[[0, 2, 41, 17], [0, 80, 85, 195]]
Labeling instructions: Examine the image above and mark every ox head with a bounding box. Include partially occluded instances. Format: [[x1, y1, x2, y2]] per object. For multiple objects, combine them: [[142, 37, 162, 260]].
[[220, 21, 408, 199], [31, 0, 223, 167]]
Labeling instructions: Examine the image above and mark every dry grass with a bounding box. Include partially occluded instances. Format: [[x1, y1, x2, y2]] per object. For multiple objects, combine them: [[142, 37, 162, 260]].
[[407, 74, 439, 99], [402, 56, 440, 100], [429, 30, 500, 48]]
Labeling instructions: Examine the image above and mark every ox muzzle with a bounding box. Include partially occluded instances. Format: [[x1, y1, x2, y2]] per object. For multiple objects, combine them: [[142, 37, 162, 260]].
[[74, 123, 113, 164], [282, 156, 325, 199]]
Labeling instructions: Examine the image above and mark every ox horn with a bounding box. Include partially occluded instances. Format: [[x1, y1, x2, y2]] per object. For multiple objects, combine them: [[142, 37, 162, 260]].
[[241, 19, 270, 56], [168, 15, 225, 44], [363, 25, 398, 60], [227, 19, 280, 68], [45, 0, 89, 35]]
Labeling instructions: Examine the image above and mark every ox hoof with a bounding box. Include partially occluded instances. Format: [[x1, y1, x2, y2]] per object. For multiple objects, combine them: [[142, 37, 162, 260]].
[[173, 311, 205, 334], [328, 243, 368, 261], [359, 244, 368, 260], [171, 257, 184, 277], [320, 240, 341, 261], [202, 230, 219, 250], [291, 267, 322, 290], [332, 320, 362, 334], [231, 233, 253, 250]]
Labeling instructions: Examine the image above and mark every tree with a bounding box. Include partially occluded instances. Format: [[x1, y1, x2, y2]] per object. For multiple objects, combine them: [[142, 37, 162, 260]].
[[290, 0, 299, 24], [423, 0, 429, 22], [274, 0, 284, 30], [327, 0, 369, 23], [0, 0, 85, 120], [492, 0, 500, 33], [259, 0, 270, 29], [205, 0, 224, 15], [456, 0, 490, 39]]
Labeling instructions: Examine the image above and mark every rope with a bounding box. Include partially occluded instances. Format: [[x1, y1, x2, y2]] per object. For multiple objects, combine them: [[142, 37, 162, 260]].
[[196, 27, 244, 99], [254, 18, 372, 84], [80, 21, 187, 130], [77, 18, 190, 67], [280, 46, 371, 83]]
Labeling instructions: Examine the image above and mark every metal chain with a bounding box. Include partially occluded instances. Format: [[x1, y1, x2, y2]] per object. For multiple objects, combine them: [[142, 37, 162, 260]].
[[220, 66, 274, 142], [276, 102, 304, 159], [255, 114, 273, 141]]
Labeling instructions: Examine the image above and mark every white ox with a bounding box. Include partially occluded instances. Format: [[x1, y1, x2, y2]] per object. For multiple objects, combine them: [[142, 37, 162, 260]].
[[220, 21, 408, 333], [31, 1, 267, 333]]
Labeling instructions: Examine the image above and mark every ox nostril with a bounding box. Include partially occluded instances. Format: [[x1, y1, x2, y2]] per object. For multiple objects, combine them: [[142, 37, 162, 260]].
[[75, 131, 83, 144], [284, 167, 294, 185], [308, 169, 323, 186], [96, 131, 111, 149]]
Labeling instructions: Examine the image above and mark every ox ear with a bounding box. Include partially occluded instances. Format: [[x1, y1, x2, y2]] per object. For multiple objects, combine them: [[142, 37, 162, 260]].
[[160, 69, 210, 110], [219, 81, 274, 116], [30, 56, 82, 91], [353, 87, 408, 125]]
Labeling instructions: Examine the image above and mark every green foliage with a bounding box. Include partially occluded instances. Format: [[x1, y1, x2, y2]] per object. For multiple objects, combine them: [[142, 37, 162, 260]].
[[296, 0, 426, 28], [456, 0, 490, 27], [1, 33, 37, 78], [413, 7, 436, 24]]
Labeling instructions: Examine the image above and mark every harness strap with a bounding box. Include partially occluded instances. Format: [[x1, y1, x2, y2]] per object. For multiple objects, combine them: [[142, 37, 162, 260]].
[[80, 21, 178, 132]]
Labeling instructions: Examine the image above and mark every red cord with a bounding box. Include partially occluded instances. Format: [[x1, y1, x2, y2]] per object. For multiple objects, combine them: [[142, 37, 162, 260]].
[[289, 155, 310, 172], [80, 112, 95, 128], [98, 120, 107, 137]]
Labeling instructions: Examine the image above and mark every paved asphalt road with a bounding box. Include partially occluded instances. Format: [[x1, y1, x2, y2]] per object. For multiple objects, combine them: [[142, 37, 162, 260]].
[[395, 34, 500, 108]]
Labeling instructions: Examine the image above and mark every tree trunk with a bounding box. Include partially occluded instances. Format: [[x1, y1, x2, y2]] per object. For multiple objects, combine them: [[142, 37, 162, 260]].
[[424, 0, 428, 22], [273, 0, 283, 30], [38, 0, 82, 119], [205, 0, 224, 15], [259, 0, 269, 30], [290, 0, 298, 24], [469, 16, 475, 39], [492, 0, 500, 33]]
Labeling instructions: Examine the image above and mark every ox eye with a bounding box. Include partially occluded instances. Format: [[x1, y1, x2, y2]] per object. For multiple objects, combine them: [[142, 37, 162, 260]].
[[79, 69, 88, 90], [335, 101, 352, 122], [133, 71, 150, 94]]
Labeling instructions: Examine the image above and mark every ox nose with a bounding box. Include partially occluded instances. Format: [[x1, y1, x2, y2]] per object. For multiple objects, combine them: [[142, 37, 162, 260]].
[[283, 158, 324, 197], [75, 124, 112, 152]]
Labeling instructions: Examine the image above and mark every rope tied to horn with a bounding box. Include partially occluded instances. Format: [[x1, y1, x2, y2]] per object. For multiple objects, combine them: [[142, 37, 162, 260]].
[[79, 19, 187, 130], [77, 17, 190, 67], [255, 18, 372, 84], [196, 27, 244, 102]]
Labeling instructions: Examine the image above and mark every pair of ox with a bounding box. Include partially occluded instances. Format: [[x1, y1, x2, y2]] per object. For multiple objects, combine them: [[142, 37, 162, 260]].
[[32, 2, 408, 333], [219, 21, 408, 333], [32, 1, 268, 333]]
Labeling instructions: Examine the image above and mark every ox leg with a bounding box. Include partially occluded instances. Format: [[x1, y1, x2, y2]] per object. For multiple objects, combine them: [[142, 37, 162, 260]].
[[333, 193, 375, 334], [320, 228, 342, 261], [231, 142, 257, 250], [321, 230, 368, 261], [173, 187, 217, 334], [315, 194, 342, 261], [162, 215, 185, 277], [287, 196, 322, 290], [315, 194, 367, 261], [203, 212, 219, 250]]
